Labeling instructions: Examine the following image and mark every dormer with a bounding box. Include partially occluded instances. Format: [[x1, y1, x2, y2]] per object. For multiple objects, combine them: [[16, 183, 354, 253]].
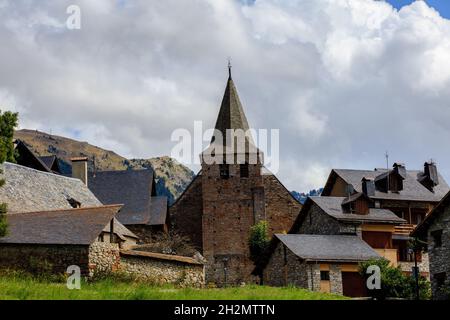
[[341, 192, 373, 215], [419, 161, 439, 192], [374, 163, 406, 193]]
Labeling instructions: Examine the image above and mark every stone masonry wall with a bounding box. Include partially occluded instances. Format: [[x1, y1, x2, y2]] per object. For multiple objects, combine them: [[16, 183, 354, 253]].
[[296, 204, 342, 235], [169, 175, 204, 250], [0, 244, 90, 275], [119, 254, 204, 287], [88, 242, 121, 276], [427, 205, 450, 300]]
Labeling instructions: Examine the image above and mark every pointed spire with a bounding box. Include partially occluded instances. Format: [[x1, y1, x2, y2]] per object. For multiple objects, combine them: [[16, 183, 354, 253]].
[[212, 64, 251, 142]]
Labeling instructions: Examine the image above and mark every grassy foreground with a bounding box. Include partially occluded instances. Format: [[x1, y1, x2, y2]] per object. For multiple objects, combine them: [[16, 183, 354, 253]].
[[0, 275, 346, 300]]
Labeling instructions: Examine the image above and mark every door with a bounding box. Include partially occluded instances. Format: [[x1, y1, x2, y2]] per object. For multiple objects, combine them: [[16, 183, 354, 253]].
[[342, 272, 368, 297]]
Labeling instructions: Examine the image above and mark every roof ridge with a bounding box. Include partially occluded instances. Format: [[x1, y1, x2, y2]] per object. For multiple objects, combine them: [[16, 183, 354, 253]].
[[3, 162, 80, 180], [8, 204, 123, 216]]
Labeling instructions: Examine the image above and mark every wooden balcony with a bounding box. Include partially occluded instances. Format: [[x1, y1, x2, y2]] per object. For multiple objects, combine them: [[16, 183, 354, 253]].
[[394, 224, 415, 236]]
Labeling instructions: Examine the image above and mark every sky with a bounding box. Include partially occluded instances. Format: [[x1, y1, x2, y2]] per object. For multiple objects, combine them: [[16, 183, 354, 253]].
[[1, 0, 450, 192], [387, 0, 450, 18]]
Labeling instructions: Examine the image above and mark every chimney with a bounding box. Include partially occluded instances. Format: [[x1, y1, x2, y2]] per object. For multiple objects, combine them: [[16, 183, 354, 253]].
[[362, 177, 375, 197], [424, 161, 439, 187], [393, 162, 406, 179], [71, 157, 88, 186]]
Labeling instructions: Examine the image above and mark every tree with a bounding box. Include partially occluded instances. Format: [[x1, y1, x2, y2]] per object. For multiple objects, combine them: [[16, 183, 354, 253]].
[[0, 110, 19, 237], [359, 258, 430, 300], [248, 220, 270, 262]]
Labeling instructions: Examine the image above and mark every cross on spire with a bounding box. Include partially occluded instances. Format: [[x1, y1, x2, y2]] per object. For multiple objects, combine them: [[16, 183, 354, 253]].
[[228, 57, 232, 79]]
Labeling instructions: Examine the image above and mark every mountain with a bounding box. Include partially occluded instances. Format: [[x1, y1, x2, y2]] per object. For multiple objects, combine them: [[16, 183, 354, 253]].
[[291, 188, 323, 204], [14, 129, 195, 204]]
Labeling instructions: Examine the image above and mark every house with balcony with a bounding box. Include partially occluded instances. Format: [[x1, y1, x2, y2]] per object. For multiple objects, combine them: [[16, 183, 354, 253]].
[[320, 162, 449, 275]]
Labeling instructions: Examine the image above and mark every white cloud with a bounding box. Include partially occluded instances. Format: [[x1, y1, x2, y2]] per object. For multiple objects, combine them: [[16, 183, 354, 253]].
[[1, 0, 450, 191]]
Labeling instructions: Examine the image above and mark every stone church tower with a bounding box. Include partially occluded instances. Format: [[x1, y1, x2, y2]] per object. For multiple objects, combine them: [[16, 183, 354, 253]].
[[170, 67, 302, 286]]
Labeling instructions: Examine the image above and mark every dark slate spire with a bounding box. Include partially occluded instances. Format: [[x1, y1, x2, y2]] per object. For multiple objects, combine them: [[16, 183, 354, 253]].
[[212, 66, 251, 142]]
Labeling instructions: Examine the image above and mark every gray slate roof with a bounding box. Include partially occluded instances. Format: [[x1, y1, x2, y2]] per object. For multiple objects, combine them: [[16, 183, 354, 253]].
[[328, 169, 449, 202], [310, 196, 406, 224], [276, 234, 380, 263], [88, 170, 167, 226], [117, 196, 167, 226], [0, 205, 121, 245], [0, 162, 101, 213]]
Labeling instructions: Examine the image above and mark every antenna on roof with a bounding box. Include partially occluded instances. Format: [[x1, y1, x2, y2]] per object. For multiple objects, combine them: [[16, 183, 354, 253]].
[[227, 57, 232, 79], [385, 151, 390, 193]]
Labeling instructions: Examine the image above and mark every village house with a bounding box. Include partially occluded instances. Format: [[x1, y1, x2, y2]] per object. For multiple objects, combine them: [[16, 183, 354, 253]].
[[0, 205, 125, 276], [413, 191, 450, 300], [170, 68, 302, 286], [320, 162, 449, 275], [261, 234, 379, 297], [256, 193, 405, 296], [70, 157, 169, 242]]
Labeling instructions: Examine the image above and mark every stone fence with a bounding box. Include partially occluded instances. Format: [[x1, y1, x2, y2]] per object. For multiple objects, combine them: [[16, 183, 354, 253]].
[[119, 250, 205, 288]]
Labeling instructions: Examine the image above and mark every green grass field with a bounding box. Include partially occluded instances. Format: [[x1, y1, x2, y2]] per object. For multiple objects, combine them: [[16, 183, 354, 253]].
[[0, 274, 347, 300]]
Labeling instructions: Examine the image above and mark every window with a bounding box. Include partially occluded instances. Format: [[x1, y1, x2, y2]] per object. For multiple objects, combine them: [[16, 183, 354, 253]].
[[240, 164, 249, 178], [320, 271, 330, 281], [219, 164, 230, 179], [98, 234, 104, 242], [432, 230, 443, 248], [434, 272, 447, 289]]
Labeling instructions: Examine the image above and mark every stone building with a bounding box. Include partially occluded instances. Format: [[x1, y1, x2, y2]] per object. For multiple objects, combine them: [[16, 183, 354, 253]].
[[170, 69, 302, 286], [258, 193, 408, 297], [71, 158, 169, 243], [413, 191, 450, 300], [0, 162, 138, 248], [262, 234, 379, 296], [0, 205, 126, 276], [321, 162, 449, 274]]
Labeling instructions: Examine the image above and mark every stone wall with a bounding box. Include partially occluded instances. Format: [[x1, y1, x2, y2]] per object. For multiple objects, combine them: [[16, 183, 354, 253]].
[[0, 244, 90, 275], [296, 204, 342, 235], [427, 204, 450, 300], [263, 242, 344, 295], [398, 252, 430, 275], [88, 242, 121, 276], [119, 251, 204, 287], [169, 175, 203, 250]]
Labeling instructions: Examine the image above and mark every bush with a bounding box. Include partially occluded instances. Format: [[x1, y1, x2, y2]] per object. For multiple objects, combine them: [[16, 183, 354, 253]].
[[249, 221, 270, 262], [0, 203, 7, 238], [359, 258, 430, 300]]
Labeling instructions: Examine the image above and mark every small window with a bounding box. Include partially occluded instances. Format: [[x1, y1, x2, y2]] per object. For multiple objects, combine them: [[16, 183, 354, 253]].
[[98, 234, 104, 242], [320, 271, 330, 281], [219, 164, 229, 179], [240, 164, 249, 178], [432, 230, 443, 248], [435, 272, 447, 289]]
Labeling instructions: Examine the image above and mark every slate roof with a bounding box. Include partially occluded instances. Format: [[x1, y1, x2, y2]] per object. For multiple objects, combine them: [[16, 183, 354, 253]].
[[88, 170, 167, 226], [413, 190, 450, 238], [0, 162, 101, 213], [323, 168, 449, 202], [0, 205, 122, 245], [276, 234, 380, 263], [309, 196, 406, 224], [117, 196, 168, 226]]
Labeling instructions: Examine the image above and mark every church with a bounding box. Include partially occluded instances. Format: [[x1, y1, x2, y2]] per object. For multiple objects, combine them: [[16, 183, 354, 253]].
[[169, 67, 302, 286]]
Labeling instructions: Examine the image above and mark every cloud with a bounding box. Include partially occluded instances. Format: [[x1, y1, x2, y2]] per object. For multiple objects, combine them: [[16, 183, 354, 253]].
[[1, 0, 450, 192]]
